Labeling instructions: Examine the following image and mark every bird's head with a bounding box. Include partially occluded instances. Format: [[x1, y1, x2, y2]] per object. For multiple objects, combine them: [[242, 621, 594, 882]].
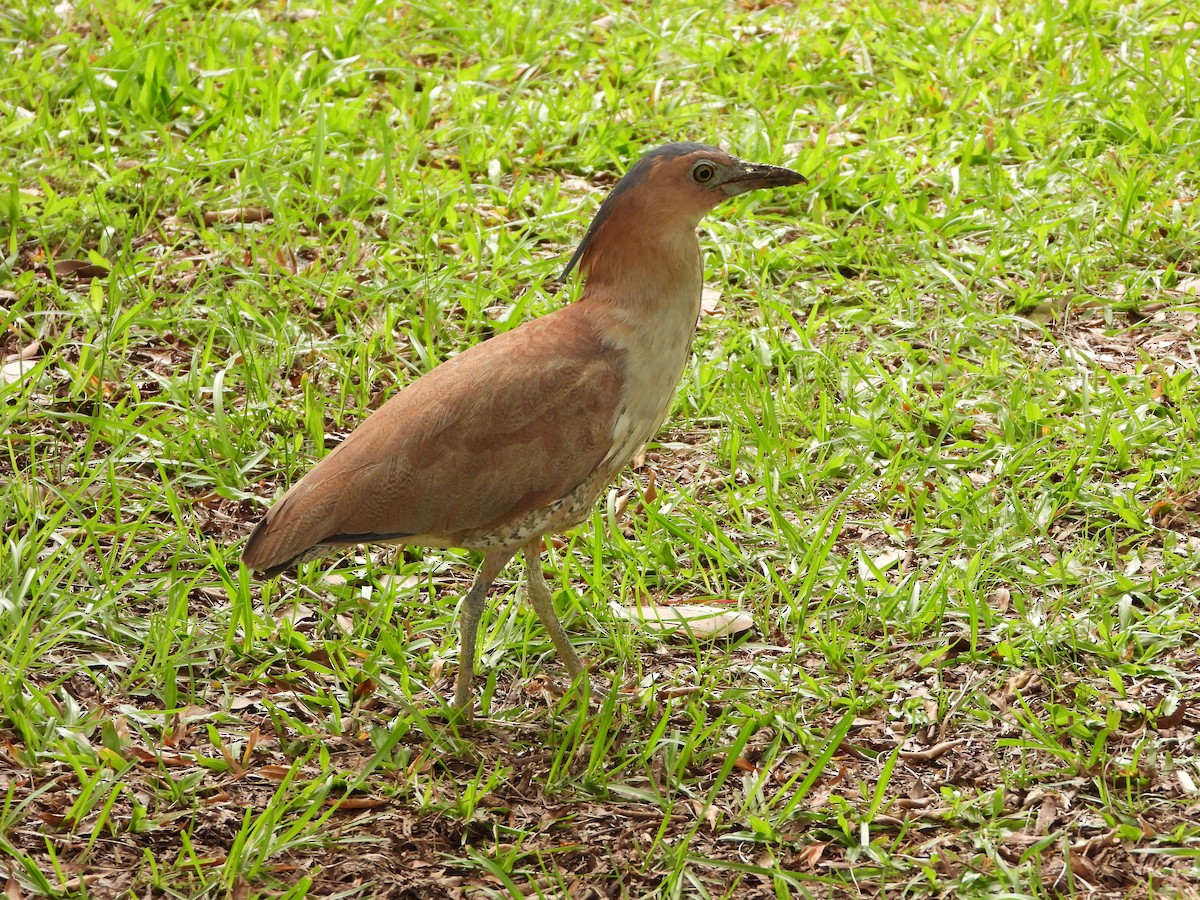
[[561, 142, 805, 281]]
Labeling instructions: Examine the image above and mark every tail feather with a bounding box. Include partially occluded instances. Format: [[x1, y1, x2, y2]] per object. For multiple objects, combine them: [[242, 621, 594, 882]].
[[241, 485, 330, 575], [242, 514, 302, 576], [242, 502, 412, 577]]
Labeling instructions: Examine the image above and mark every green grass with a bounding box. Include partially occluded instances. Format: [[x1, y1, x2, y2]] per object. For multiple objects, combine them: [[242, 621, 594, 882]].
[[3, 0, 1200, 896]]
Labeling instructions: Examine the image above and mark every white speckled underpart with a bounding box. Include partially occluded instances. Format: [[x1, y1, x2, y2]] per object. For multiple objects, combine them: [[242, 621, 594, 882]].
[[455, 456, 626, 553]]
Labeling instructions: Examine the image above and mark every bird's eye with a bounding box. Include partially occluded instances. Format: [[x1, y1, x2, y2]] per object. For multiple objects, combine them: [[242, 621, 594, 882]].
[[691, 162, 717, 184]]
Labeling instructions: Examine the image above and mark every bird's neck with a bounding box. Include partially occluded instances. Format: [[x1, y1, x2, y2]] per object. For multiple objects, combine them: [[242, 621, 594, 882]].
[[575, 214, 704, 320], [570, 220, 705, 466], [572, 214, 705, 410]]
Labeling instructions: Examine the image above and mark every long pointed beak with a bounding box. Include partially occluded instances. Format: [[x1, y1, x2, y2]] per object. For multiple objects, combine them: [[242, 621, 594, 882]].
[[720, 161, 806, 197]]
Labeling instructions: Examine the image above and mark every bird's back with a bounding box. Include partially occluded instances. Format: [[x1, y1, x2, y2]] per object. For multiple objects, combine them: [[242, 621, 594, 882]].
[[242, 303, 625, 574]]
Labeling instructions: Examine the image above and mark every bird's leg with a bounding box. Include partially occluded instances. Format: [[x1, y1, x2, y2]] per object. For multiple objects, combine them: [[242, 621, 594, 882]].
[[454, 549, 514, 716], [522, 538, 587, 691]]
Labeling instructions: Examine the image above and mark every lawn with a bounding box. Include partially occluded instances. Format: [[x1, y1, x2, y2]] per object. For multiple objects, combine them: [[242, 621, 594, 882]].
[[3, 0, 1200, 896]]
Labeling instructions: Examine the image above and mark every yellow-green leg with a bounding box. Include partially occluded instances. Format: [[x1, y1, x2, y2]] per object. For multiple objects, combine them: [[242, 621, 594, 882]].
[[454, 550, 514, 717], [522, 539, 586, 686]]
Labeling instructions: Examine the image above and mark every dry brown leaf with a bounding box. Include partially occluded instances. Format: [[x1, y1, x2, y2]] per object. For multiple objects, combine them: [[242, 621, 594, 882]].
[[1, 339, 40, 384], [54, 876, 104, 893], [378, 573, 421, 591], [129, 746, 189, 767], [989, 586, 1012, 613], [52, 259, 109, 279], [1033, 793, 1059, 835], [1157, 698, 1187, 729], [1, 358, 38, 386], [328, 796, 390, 811], [611, 488, 631, 521], [1176, 276, 1200, 295], [1177, 768, 1197, 794], [800, 842, 829, 868], [634, 468, 657, 512], [870, 547, 904, 570], [241, 727, 261, 768], [82, 373, 119, 399], [179, 705, 214, 723], [352, 677, 377, 701], [203, 207, 272, 225], [700, 287, 724, 317], [609, 602, 754, 639], [899, 739, 966, 762], [3, 339, 40, 364]]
